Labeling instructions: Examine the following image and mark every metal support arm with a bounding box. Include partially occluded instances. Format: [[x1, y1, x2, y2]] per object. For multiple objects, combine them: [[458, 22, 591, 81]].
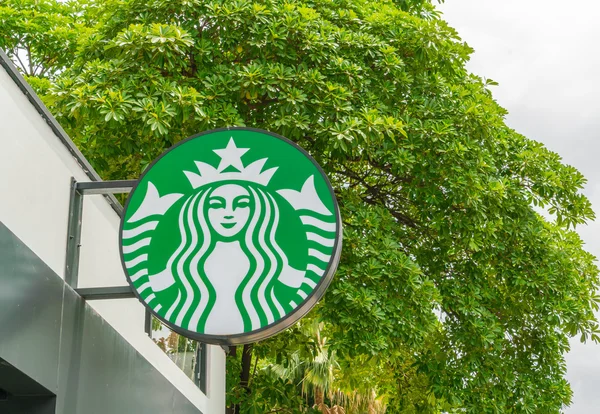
[[66, 178, 139, 299], [75, 180, 137, 195], [67, 178, 151, 333], [75, 286, 135, 300]]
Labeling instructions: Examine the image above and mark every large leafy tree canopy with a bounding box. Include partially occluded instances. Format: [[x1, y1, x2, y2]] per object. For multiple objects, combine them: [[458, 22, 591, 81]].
[[3, 0, 599, 411], [0, 0, 100, 77]]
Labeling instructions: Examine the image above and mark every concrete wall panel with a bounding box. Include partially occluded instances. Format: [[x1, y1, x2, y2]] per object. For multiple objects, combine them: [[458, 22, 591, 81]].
[[0, 224, 63, 392]]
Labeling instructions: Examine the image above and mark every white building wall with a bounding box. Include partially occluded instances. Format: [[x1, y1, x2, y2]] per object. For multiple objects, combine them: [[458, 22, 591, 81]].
[[0, 60, 225, 413]]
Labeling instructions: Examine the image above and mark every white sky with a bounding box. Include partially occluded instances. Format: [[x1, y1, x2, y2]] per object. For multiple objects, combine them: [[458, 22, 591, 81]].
[[438, 1, 600, 412]]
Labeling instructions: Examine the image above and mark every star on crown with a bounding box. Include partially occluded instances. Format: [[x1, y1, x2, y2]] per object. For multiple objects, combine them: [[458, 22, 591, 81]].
[[183, 138, 278, 188]]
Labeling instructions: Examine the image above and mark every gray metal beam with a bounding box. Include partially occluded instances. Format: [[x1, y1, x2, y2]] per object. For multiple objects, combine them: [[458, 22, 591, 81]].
[[64, 178, 83, 288], [145, 310, 152, 337], [75, 180, 137, 195], [75, 286, 135, 300]]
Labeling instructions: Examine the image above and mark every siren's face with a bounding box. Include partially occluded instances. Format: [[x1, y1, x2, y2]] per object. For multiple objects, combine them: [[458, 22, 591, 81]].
[[206, 184, 251, 238]]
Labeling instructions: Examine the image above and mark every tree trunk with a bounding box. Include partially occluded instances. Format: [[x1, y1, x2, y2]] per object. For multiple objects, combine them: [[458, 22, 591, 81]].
[[226, 346, 237, 414], [240, 344, 253, 388], [231, 344, 253, 414], [315, 386, 325, 407]]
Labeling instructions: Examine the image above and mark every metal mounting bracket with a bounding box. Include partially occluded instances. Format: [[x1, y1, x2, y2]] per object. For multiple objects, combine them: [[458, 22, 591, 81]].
[[75, 179, 137, 195], [65, 178, 199, 340], [75, 286, 135, 300], [65, 178, 137, 301]]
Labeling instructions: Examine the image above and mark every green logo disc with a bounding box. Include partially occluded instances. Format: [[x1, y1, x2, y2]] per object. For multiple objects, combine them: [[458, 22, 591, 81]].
[[119, 128, 342, 344]]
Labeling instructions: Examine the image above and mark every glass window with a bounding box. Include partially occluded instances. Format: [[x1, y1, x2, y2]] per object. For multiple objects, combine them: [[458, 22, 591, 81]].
[[146, 313, 207, 393]]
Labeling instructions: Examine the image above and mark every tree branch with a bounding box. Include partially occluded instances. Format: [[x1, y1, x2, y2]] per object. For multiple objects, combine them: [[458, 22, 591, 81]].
[[334, 167, 419, 228]]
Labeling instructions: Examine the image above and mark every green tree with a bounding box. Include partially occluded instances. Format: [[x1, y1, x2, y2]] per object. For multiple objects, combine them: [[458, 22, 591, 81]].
[[0, 0, 99, 78], [269, 322, 341, 411], [5, 0, 600, 411]]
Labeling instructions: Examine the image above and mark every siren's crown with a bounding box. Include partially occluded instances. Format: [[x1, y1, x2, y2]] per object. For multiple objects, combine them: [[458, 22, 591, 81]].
[[183, 138, 278, 188]]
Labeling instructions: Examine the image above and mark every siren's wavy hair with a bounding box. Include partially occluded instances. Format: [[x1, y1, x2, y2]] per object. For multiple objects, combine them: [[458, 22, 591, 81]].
[[163, 182, 288, 333]]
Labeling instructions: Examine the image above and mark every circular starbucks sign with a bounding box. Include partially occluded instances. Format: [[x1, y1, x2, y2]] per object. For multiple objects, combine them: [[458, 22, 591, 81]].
[[119, 128, 341, 344]]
